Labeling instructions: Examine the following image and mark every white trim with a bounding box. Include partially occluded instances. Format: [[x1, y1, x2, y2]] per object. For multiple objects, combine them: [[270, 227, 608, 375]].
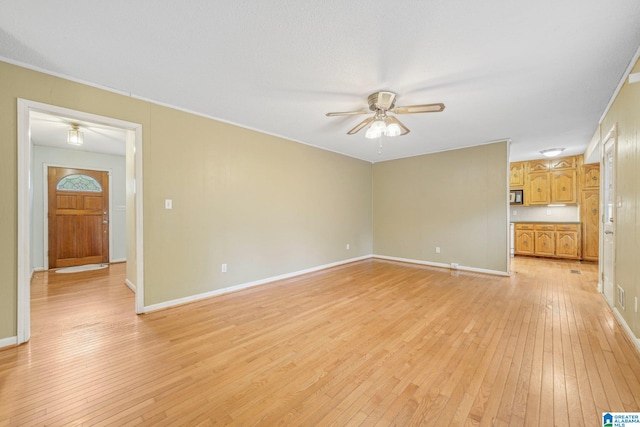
[[373, 254, 511, 277], [133, 127, 145, 314], [0, 336, 18, 349], [125, 279, 136, 293], [111, 258, 127, 264], [599, 44, 640, 124], [17, 99, 144, 344], [143, 255, 372, 313], [612, 308, 640, 355], [42, 163, 113, 270], [17, 99, 31, 345]]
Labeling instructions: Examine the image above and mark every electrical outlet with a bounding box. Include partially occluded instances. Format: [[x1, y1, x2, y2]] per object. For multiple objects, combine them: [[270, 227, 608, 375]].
[[221, 263, 227, 273], [165, 199, 173, 209], [512, 210, 518, 216], [346, 243, 350, 250], [451, 262, 459, 269], [635, 296, 638, 313], [546, 208, 551, 216], [435, 247, 441, 254]]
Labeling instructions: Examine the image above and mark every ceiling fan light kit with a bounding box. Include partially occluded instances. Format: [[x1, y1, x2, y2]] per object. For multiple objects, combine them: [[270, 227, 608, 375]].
[[326, 91, 445, 140]]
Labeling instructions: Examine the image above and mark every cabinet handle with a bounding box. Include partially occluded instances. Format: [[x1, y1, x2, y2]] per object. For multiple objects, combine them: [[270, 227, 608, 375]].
[[537, 188, 541, 192], [562, 186, 566, 191], [592, 176, 597, 180], [592, 209, 597, 214]]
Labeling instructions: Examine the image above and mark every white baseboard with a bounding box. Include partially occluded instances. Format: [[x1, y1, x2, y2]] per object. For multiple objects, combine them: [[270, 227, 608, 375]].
[[613, 307, 640, 355], [0, 336, 18, 349], [143, 255, 372, 313], [373, 254, 510, 277], [111, 258, 126, 264], [125, 279, 136, 293]]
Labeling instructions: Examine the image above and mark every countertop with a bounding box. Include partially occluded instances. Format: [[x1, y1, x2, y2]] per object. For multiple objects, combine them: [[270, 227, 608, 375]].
[[510, 220, 581, 224]]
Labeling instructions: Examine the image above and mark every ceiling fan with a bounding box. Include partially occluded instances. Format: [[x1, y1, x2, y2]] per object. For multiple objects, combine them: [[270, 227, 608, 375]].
[[326, 91, 445, 139]]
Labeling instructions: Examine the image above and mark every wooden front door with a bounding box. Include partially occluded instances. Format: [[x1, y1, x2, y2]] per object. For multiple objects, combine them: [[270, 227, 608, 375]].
[[48, 167, 110, 269]]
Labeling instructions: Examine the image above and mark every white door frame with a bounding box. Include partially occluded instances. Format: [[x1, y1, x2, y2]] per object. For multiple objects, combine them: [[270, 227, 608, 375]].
[[599, 124, 616, 307], [17, 99, 145, 344], [43, 163, 114, 270]]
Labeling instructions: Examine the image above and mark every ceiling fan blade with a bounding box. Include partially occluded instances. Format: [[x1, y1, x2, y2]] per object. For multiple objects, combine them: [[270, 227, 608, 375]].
[[386, 116, 410, 135], [392, 103, 445, 114], [326, 110, 369, 117], [347, 117, 374, 135]]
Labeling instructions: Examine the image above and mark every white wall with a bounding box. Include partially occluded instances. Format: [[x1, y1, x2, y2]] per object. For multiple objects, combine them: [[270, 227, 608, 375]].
[[32, 145, 126, 270], [510, 205, 580, 222]]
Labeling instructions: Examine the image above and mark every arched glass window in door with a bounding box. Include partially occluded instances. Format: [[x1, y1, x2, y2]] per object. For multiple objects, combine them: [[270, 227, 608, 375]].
[[56, 174, 103, 192]]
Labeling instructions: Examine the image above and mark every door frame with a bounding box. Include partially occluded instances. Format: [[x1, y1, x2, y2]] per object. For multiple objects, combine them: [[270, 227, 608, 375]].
[[17, 99, 145, 345], [43, 164, 114, 270], [599, 124, 616, 306]]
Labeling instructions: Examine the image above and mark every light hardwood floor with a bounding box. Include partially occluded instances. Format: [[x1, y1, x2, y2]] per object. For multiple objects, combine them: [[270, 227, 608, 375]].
[[1, 257, 639, 425]]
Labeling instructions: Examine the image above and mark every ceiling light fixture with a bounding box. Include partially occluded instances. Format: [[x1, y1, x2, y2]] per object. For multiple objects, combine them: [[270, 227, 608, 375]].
[[540, 148, 564, 158], [364, 112, 402, 139], [67, 124, 84, 146]]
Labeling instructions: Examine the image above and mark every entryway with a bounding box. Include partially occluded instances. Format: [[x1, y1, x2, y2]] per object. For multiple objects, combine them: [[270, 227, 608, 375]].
[[17, 99, 145, 345]]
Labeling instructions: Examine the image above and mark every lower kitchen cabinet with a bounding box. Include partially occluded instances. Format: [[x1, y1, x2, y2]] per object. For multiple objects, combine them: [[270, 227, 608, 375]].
[[514, 223, 580, 259]]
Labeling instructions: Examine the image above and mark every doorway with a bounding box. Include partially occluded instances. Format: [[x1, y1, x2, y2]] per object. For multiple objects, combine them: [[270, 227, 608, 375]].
[[601, 126, 616, 307], [47, 167, 110, 269], [17, 99, 145, 345]]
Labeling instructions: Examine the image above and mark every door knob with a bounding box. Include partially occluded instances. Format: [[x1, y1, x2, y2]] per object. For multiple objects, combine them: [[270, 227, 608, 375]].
[[604, 230, 613, 235], [103, 220, 109, 224]]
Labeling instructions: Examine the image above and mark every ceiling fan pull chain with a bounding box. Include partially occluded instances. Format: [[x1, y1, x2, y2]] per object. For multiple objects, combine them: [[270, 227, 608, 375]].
[[378, 139, 383, 155]]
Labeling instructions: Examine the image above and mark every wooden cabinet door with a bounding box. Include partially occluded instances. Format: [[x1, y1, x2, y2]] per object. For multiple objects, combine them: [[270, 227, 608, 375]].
[[556, 231, 579, 258], [515, 229, 534, 255], [582, 163, 600, 189], [550, 156, 577, 170], [527, 173, 550, 205], [551, 170, 577, 204], [510, 162, 525, 188], [535, 231, 555, 256], [527, 159, 549, 172], [581, 189, 600, 261]]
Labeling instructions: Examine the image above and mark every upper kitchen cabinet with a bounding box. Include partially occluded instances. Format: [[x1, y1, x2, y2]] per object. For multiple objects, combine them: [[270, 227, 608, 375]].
[[526, 172, 551, 205], [581, 163, 600, 189], [510, 162, 525, 188], [522, 155, 579, 206], [550, 170, 577, 204]]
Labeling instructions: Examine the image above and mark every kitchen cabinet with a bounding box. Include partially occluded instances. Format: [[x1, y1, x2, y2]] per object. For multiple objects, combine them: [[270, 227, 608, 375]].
[[526, 173, 551, 205], [514, 224, 535, 255], [510, 162, 525, 188], [522, 156, 578, 206], [534, 224, 555, 256], [550, 170, 577, 204], [555, 224, 580, 258], [513, 223, 581, 259], [581, 188, 600, 261], [582, 163, 600, 189]]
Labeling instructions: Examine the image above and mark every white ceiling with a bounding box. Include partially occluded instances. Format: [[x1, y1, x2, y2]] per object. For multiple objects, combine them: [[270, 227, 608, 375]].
[[2, 1, 640, 162], [30, 111, 126, 156]]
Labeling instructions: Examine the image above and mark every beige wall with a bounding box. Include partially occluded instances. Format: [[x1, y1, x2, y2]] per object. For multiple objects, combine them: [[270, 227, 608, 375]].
[[0, 61, 372, 339], [600, 57, 640, 338], [373, 141, 509, 273]]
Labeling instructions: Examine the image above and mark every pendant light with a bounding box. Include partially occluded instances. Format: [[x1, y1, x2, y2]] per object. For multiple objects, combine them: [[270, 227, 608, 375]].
[[67, 124, 84, 146]]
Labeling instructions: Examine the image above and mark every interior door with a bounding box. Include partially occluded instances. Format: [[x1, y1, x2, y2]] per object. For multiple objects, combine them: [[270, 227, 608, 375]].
[[602, 137, 615, 306], [48, 167, 110, 269]]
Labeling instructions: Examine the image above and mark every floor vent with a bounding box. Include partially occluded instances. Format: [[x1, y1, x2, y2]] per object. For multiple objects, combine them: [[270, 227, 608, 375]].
[[570, 270, 581, 274]]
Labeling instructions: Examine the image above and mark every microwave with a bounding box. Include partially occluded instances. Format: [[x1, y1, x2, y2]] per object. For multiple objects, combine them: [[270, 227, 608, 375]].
[[510, 189, 523, 205]]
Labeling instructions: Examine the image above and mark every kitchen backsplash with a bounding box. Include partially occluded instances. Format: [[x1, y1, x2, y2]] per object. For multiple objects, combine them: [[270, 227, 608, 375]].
[[510, 205, 580, 222]]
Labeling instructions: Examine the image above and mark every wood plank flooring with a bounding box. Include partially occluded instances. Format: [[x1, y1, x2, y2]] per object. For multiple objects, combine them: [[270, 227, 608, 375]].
[[1, 257, 639, 425]]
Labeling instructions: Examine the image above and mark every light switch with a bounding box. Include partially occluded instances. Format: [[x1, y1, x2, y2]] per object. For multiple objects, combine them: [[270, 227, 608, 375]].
[[165, 199, 173, 210]]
